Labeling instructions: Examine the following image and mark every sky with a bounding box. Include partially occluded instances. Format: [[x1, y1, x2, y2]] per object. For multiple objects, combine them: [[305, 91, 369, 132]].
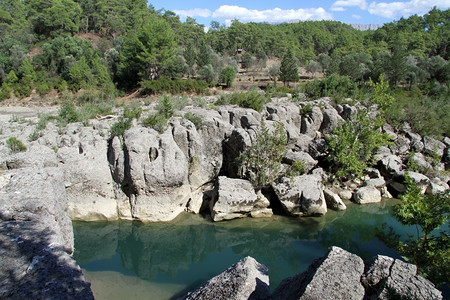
[[148, 0, 450, 29]]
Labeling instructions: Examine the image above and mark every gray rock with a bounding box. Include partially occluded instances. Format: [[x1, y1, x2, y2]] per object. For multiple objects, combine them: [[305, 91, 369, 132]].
[[338, 189, 353, 201], [0, 221, 94, 300], [323, 189, 347, 210], [353, 186, 381, 204], [409, 152, 432, 171], [406, 131, 424, 152], [427, 178, 449, 195], [210, 177, 269, 221], [390, 135, 410, 155], [109, 126, 192, 222], [308, 138, 328, 159], [378, 154, 403, 178], [3, 144, 58, 170], [362, 255, 442, 300], [320, 107, 343, 134], [182, 256, 270, 300], [273, 175, 327, 216], [0, 167, 73, 251], [408, 171, 430, 193], [222, 128, 252, 178], [293, 134, 313, 152], [283, 151, 317, 174], [423, 136, 445, 158], [270, 246, 365, 300], [340, 104, 357, 121], [301, 106, 323, 138], [364, 178, 386, 188]]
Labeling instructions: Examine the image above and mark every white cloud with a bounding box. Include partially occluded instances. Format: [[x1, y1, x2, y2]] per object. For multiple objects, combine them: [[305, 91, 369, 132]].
[[211, 5, 333, 24], [367, 0, 449, 18], [173, 8, 212, 18], [331, 0, 368, 11]]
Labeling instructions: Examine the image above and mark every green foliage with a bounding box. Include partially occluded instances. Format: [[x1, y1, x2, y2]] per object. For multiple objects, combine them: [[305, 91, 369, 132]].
[[377, 175, 449, 286], [28, 129, 43, 141], [300, 104, 313, 116], [304, 74, 358, 100], [0, 82, 11, 101], [140, 78, 209, 95], [327, 110, 393, 179], [216, 91, 268, 112], [123, 103, 142, 120], [110, 117, 132, 139], [142, 95, 175, 133], [184, 112, 203, 130], [219, 66, 236, 87], [279, 50, 299, 86], [287, 160, 306, 179], [6, 137, 27, 153], [58, 101, 79, 123], [369, 74, 395, 114], [239, 121, 287, 190]]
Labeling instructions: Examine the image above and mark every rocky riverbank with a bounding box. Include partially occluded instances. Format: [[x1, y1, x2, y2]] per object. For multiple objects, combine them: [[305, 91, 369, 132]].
[[0, 96, 448, 297]]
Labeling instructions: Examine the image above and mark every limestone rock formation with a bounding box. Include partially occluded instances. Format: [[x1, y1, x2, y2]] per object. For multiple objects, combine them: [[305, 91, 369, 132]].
[[273, 175, 327, 216], [270, 246, 365, 300], [182, 256, 270, 300], [353, 186, 382, 204], [210, 176, 270, 221]]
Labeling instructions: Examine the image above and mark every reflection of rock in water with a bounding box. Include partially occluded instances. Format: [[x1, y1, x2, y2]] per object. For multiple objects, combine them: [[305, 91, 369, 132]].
[[74, 214, 326, 281]]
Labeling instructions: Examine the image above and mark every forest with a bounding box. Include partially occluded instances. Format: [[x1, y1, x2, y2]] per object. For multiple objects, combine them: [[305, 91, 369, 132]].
[[0, 1, 448, 137]]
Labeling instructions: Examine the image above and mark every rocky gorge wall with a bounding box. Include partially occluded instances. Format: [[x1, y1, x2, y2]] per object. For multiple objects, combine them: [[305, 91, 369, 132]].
[[0, 96, 448, 298]]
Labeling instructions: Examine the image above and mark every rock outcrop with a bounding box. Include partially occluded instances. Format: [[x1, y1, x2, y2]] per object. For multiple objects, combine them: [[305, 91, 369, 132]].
[[182, 256, 270, 300], [272, 175, 327, 216], [181, 247, 442, 300]]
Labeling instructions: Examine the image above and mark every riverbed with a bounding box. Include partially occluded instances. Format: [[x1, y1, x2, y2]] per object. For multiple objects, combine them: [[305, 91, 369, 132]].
[[73, 199, 413, 300]]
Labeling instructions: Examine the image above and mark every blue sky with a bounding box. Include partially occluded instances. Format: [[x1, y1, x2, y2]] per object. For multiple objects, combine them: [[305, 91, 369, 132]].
[[149, 0, 450, 28]]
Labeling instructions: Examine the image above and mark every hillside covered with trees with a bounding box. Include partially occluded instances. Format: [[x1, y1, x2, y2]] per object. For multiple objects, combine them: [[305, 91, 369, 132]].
[[0, 1, 448, 136]]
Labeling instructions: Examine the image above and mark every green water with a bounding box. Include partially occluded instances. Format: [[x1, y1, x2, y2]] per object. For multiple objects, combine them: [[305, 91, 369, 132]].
[[73, 200, 414, 300]]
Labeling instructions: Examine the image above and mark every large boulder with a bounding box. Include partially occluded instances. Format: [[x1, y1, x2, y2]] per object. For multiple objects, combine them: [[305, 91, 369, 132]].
[[283, 151, 317, 174], [301, 106, 323, 138], [58, 128, 119, 221], [210, 176, 270, 221], [182, 256, 270, 300], [378, 154, 403, 178], [320, 107, 343, 134], [2, 144, 58, 170], [0, 167, 73, 250], [323, 189, 347, 211], [423, 136, 446, 158], [272, 175, 327, 216], [353, 186, 381, 204], [109, 126, 191, 222], [362, 255, 442, 300], [270, 246, 365, 300]]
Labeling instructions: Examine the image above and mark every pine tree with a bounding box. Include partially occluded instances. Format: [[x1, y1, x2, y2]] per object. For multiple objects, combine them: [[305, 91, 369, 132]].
[[279, 50, 299, 87]]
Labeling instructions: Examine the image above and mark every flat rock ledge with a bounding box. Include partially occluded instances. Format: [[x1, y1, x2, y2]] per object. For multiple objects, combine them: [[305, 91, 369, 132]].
[[182, 247, 442, 300]]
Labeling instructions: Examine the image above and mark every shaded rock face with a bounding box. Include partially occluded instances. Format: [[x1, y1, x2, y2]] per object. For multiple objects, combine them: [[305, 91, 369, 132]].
[[210, 177, 270, 221], [0, 168, 93, 299], [271, 246, 365, 300], [182, 256, 270, 300], [353, 186, 382, 204], [362, 255, 442, 300], [272, 175, 327, 216]]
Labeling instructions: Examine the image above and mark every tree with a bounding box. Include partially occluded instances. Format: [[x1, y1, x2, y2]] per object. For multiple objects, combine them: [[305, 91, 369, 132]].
[[377, 175, 449, 286], [219, 66, 236, 87], [268, 63, 280, 86], [387, 35, 407, 86], [239, 121, 287, 190], [184, 41, 197, 78], [197, 39, 211, 68], [279, 51, 299, 87], [198, 64, 215, 83], [119, 15, 176, 87], [306, 60, 322, 77], [326, 109, 392, 179]]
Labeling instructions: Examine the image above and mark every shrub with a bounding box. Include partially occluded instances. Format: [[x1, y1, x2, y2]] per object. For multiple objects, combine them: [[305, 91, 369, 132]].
[[6, 137, 27, 153], [219, 66, 236, 87], [58, 101, 79, 123], [110, 117, 132, 139], [35, 81, 52, 96], [216, 91, 268, 112], [184, 112, 203, 130], [304, 74, 357, 100], [326, 110, 393, 179], [142, 113, 168, 133], [28, 129, 43, 141], [123, 102, 142, 120], [140, 78, 209, 95], [0, 83, 11, 101], [239, 121, 287, 190]]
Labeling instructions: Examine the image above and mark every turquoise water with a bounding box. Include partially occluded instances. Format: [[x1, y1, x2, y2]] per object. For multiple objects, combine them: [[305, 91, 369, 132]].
[[73, 200, 415, 300]]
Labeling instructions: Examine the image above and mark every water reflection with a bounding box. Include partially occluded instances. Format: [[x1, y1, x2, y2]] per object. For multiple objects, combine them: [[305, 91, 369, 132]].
[[74, 200, 408, 298]]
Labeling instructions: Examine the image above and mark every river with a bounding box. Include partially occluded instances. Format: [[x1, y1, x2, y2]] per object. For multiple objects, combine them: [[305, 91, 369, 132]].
[[73, 199, 414, 300]]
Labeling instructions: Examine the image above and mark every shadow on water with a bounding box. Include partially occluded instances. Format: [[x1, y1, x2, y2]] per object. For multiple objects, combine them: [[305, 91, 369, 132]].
[[73, 200, 412, 299]]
